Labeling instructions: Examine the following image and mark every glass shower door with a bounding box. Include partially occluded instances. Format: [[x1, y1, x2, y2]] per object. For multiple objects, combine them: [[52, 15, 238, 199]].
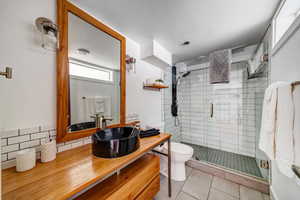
[[163, 63, 268, 180]]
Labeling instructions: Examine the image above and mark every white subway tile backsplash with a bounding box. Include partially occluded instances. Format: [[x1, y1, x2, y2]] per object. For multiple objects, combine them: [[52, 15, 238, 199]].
[[56, 142, 65, 147], [8, 135, 30, 145], [2, 144, 19, 154], [35, 145, 42, 152], [71, 141, 83, 148], [1, 138, 7, 146], [2, 154, 7, 162], [19, 127, 39, 135], [1, 129, 19, 138], [65, 138, 83, 145], [40, 125, 55, 132], [20, 140, 40, 149], [30, 132, 48, 140], [49, 130, 56, 136], [7, 151, 17, 160], [1, 124, 100, 169], [40, 138, 47, 144], [2, 159, 16, 169], [57, 144, 72, 153], [84, 138, 92, 144]]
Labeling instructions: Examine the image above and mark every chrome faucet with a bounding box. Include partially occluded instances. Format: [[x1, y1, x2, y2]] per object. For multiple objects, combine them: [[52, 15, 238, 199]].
[[99, 115, 113, 129], [91, 114, 113, 129]]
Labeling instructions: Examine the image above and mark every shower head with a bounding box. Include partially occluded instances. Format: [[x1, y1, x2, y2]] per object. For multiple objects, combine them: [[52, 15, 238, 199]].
[[176, 71, 191, 85], [174, 62, 191, 85], [182, 71, 191, 77]]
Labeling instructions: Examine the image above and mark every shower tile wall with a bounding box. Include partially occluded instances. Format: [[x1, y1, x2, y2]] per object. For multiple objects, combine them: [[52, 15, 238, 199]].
[[163, 62, 268, 158]]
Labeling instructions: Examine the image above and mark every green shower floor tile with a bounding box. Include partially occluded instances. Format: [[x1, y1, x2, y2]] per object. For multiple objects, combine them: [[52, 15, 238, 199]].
[[182, 142, 262, 178]]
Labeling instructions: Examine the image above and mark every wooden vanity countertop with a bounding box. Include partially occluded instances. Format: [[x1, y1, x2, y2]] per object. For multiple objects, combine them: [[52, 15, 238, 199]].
[[2, 133, 171, 200]]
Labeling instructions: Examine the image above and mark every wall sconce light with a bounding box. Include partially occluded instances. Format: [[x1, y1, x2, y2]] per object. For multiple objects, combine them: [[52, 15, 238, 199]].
[[35, 17, 58, 51], [126, 55, 136, 73]]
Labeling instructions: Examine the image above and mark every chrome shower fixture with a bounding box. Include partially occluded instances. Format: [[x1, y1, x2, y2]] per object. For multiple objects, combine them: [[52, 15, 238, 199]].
[[175, 62, 190, 85], [176, 71, 191, 85], [182, 71, 191, 78]]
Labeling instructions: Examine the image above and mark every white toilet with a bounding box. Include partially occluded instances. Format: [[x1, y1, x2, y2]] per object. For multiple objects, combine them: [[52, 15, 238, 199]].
[[159, 142, 194, 181]]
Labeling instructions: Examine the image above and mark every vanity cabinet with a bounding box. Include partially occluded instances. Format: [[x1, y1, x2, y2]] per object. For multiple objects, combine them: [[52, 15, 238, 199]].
[[76, 154, 160, 200], [2, 134, 171, 200]]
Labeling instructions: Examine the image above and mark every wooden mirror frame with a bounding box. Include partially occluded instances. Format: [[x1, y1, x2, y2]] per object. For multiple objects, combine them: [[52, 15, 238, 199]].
[[56, 0, 126, 143]]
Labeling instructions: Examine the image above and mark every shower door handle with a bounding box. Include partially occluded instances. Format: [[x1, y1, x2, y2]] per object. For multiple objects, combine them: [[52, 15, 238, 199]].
[[210, 103, 214, 118]]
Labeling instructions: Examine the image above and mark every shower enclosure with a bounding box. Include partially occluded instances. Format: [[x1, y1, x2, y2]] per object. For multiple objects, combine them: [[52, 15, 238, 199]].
[[163, 61, 269, 180]]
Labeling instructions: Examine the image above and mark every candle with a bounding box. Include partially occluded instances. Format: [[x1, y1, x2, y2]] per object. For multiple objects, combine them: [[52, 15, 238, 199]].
[[16, 148, 36, 172], [41, 140, 57, 163]]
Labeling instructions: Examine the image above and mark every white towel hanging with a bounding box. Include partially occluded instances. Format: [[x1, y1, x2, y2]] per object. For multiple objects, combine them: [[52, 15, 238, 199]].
[[259, 82, 287, 160], [259, 81, 300, 178], [276, 83, 294, 178], [94, 97, 105, 114], [83, 97, 96, 122], [83, 96, 112, 120]]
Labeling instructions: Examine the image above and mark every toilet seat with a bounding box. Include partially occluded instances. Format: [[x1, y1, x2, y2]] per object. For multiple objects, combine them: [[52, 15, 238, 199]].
[[164, 142, 193, 155]]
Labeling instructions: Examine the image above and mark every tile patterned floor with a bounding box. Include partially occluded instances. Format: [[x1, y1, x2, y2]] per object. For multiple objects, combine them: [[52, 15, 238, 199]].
[[182, 142, 262, 178], [154, 166, 269, 200]]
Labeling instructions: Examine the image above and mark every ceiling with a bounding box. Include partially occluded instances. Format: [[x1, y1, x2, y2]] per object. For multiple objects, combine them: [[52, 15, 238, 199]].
[[68, 12, 120, 70], [70, 0, 280, 63]]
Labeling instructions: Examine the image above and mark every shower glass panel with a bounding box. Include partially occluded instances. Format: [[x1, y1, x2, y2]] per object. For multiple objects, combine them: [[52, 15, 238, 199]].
[[163, 62, 269, 180]]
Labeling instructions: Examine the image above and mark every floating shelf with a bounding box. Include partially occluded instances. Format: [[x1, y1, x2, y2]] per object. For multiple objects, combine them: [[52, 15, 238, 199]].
[[143, 83, 169, 90]]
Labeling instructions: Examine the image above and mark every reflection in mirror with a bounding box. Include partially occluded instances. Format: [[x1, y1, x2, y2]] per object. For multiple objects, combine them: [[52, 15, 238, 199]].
[[68, 12, 120, 132]]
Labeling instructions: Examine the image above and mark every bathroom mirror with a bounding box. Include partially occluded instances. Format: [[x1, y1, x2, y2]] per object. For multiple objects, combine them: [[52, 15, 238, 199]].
[[57, 0, 126, 142], [68, 13, 121, 129]]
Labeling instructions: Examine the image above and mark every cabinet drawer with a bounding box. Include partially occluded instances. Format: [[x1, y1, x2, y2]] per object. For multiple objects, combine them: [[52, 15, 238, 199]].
[[76, 154, 160, 200], [135, 175, 160, 200]]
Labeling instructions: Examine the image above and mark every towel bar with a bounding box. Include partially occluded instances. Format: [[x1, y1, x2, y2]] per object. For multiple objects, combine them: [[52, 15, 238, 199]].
[[292, 165, 300, 179]]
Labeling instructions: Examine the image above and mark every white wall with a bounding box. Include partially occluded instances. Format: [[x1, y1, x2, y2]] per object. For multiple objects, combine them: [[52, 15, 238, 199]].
[[68, 13, 121, 70], [270, 21, 300, 200], [126, 38, 163, 128], [271, 27, 300, 83], [0, 0, 162, 132], [0, 0, 56, 130]]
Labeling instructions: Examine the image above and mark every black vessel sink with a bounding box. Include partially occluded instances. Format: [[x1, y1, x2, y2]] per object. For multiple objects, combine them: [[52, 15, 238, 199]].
[[92, 127, 140, 158]]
